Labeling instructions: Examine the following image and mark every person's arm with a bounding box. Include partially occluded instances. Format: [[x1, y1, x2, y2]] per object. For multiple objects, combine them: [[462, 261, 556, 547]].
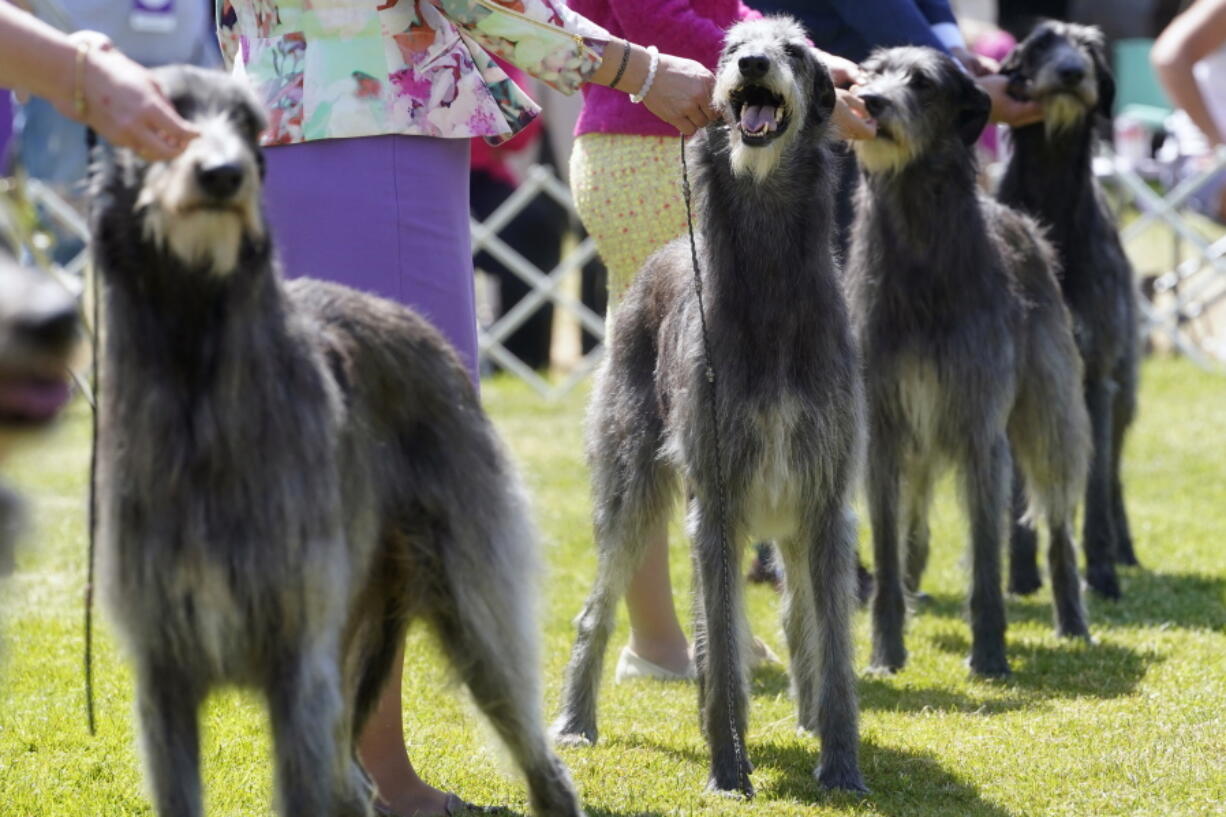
[[0, 3, 195, 158], [445, 0, 717, 135], [824, 0, 947, 54], [1152, 0, 1226, 147]]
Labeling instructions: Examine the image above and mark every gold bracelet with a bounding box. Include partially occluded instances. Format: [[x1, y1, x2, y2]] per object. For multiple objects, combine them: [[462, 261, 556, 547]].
[[73, 41, 91, 120]]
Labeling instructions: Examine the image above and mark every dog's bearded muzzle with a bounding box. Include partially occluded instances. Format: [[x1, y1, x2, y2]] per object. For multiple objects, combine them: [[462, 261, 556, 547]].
[[136, 115, 266, 275]]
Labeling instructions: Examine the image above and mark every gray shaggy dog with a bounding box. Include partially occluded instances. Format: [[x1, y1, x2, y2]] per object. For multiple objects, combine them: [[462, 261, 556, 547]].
[[90, 66, 584, 817], [848, 47, 1092, 677], [0, 248, 77, 575], [999, 21, 1141, 600], [554, 17, 866, 797]]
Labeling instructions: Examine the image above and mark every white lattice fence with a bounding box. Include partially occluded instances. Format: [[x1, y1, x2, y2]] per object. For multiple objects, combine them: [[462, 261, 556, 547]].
[[471, 163, 605, 399]]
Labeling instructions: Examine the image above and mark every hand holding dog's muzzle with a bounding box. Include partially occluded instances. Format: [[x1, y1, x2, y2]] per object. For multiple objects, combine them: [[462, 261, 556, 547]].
[[835, 90, 877, 141]]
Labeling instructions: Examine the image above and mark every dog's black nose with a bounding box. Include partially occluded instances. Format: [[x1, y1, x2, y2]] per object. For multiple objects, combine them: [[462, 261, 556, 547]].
[[859, 93, 888, 117], [1057, 62, 1086, 85], [17, 302, 78, 351], [196, 162, 244, 200], [738, 54, 770, 79]]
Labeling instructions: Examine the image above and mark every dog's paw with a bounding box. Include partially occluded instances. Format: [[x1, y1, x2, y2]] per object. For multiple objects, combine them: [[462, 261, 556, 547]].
[[866, 644, 907, 676], [1085, 564, 1121, 600], [1056, 626, 1097, 645], [552, 730, 595, 749], [966, 653, 1011, 679], [704, 774, 754, 800], [1008, 571, 1043, 596], [815, 764, 869, 795], [551, 718, 597, 748]]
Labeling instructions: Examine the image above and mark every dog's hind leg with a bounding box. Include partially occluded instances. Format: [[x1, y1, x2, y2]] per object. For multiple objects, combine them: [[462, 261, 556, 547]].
[[867, 426, 907, 674], [1110, 357, 1139, 566], [902, 468, 935, 608], [555, 409, 673, 747], [690, 496, 753, 797], [777, 535, 819, 733], [961, 435, 1011, 677], [134, 661, 205, 817], [1082, 376, 1122, 599], [809, 505, 866, 793], [1007, 458, 1043, 596], [266, 643, 362, 817]]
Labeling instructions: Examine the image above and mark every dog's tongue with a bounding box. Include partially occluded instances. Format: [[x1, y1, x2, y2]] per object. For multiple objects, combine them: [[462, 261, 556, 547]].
[[0, 377, 71, 423], [740, 104, 777, 133]]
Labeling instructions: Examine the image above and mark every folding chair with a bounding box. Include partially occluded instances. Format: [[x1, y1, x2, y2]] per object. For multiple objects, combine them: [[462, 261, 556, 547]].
[[1096, 38, 1226, 365]]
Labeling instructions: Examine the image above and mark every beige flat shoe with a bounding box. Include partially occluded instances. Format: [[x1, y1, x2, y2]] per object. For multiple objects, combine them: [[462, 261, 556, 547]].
[[614, 645, 697, 682], [374, 792, 496, 817]]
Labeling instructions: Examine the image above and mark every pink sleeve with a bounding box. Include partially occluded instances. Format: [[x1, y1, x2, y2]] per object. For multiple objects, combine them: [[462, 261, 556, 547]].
[[738, 3, 762, 22], [609, 0, 735, 69]]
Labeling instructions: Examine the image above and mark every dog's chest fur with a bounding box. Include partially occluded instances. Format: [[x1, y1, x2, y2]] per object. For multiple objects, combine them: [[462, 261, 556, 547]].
[[97, 274, 355, 677], [741, 397, 807, 539]]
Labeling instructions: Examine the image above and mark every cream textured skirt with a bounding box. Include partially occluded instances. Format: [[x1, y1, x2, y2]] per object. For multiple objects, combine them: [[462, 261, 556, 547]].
[[569, 133, 689, 308]]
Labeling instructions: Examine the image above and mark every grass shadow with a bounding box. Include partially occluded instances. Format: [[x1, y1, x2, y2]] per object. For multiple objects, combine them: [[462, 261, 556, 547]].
[[920, 570, 1226, 632], [1095, 570, 1226, 631], [606, 736, 1017, 815], [926, 631, 1160, 698], [751, 645, 1029, 715], [857, 676, 1028, 714]]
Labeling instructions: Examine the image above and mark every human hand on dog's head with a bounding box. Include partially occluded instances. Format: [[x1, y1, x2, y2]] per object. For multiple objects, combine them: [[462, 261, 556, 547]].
[[834, 89, 877, 140], [951, 46, 999, 78], [977, 73, 1044, 127], [815, 49, 862, 88], [65, 32, 199, 161]]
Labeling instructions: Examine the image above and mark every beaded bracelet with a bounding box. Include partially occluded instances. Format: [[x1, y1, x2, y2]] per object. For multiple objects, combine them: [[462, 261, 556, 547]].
[[610, 39, 631, 90], [630, 45, 660, 105]]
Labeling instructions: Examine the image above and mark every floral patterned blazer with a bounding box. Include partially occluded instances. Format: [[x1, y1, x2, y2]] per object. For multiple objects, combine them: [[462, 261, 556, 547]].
[[217, 0, 610, 146]]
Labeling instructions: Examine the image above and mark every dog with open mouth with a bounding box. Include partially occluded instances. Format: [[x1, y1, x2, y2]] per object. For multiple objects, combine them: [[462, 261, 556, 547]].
[[0, 249, 78, 574], [556, 16, 865, 798]]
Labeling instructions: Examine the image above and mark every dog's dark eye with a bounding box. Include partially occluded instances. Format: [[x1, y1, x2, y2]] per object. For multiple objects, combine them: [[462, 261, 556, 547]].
[[910, 72, 932, 90], [727, 42, 741, 54], [783, 44, 804, 59]]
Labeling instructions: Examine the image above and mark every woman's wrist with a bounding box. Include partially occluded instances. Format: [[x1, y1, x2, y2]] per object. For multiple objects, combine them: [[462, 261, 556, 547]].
[[630, 46, 660, 104], [590, 39, 649, 93]]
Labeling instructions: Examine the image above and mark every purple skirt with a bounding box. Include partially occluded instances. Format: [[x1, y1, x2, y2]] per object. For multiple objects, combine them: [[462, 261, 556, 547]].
[[263, 135, 477, 377]]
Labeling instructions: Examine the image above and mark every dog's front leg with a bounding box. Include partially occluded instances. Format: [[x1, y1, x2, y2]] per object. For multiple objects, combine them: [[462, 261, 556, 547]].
[[690, 496, 753, 798], [962, 435, 1011, 678], [134, 660, 205, 817], [1082, 375, 1122, 599], [867, 428, 907, 674], [266, 643, 358, 817], [1007, 458, 1043, 595], [806, 505, 867, 793]]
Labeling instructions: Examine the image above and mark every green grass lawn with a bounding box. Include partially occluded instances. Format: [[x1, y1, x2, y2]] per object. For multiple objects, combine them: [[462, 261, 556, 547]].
[[1, 358, 1223, 817]]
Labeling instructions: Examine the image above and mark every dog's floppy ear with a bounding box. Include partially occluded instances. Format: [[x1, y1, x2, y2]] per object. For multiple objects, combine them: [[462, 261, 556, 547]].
[[812, 54, 837, 123], [1084, 28, 1116, 117], [955, 72, 992, 145]]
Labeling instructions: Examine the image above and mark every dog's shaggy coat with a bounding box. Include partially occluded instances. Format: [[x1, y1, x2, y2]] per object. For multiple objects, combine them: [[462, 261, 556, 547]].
[[554, 18, 865, 797], [999, 21, 1141, 600], [91, 66, 583, 817], [848, 48, 1092, 677]]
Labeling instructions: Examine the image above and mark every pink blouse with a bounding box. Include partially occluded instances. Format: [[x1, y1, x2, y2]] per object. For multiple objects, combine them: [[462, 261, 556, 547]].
[[568, 0, 760, 137]]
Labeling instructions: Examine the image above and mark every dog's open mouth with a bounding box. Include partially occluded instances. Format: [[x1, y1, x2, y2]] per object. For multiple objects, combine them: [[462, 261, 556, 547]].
[[730, 85, 789, 145], [0, 368, 71, 426]]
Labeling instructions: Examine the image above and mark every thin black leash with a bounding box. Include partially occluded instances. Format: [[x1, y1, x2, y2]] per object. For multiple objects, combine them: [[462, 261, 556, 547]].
[[679, 134, 749, 795], [84, 126, 99, 736]]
